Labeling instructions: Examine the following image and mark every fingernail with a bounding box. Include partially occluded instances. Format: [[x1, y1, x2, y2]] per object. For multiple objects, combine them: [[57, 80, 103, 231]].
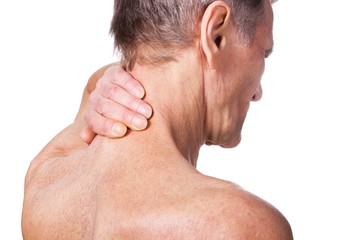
[[111, 124, 126, 137], [132, 117, 147, 130], [138, 105, 152, 119], [133, 86, 145, 98]]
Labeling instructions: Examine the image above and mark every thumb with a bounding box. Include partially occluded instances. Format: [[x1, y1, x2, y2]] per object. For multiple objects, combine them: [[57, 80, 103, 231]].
[[80, 127, 97, 144]]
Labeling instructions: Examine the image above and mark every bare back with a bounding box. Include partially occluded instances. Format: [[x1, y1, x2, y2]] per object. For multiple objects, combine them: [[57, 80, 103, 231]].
[[23, 136, 292, 240]]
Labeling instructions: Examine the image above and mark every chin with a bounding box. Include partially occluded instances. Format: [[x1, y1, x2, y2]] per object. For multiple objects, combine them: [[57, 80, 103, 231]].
[[205, 136, 241, 148], [220, 135, 242, 148]]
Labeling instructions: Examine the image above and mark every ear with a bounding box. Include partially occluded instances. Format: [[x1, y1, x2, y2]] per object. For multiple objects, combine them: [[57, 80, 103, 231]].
[[200, 1, 232, 69]]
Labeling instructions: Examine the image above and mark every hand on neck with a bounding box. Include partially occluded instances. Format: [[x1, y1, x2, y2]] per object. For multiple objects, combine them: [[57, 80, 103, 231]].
[[99, 48, 206, 167]]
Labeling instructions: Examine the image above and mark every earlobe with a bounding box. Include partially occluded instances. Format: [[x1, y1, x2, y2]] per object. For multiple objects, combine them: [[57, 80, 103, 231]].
[[200, 1, 231, 69]]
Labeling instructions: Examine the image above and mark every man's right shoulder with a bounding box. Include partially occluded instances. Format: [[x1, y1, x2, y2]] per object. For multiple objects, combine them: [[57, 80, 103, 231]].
[[198, 179, 293, 240]]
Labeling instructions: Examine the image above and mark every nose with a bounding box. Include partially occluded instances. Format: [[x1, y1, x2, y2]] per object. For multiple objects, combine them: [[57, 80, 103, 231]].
[[251, 84, 263, 102]]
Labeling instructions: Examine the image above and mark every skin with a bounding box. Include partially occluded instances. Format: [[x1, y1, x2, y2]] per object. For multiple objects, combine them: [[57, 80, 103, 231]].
[[22, 1, 293, 239], [79, 63, 153, 143]]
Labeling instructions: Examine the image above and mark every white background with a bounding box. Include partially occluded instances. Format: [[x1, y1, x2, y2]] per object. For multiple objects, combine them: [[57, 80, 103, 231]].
[[1, 0, 359, 239]]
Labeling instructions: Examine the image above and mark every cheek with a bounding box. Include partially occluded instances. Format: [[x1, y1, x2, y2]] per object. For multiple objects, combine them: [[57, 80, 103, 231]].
[[258, 59, 265, 80], [251, 56, 265, 80], [245, 58, 265, 95]]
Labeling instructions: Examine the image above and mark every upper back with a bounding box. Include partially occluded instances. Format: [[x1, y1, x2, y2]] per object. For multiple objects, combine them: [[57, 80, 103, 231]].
[[22, 144, 292, 240]]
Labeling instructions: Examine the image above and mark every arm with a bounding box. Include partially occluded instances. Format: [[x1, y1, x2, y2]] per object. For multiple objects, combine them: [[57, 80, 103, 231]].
[[29, 63, 152, 169], [79, 63, 152, 143]]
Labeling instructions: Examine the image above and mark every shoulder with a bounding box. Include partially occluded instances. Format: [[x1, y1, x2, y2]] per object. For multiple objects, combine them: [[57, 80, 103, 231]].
[[196, 179, 293, 240]]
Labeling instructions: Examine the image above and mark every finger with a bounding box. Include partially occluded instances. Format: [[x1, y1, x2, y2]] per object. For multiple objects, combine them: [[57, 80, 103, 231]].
[[85, 109, 128, 138], [94, 96, 148, 131], [80, 127, 97, 144], [101, 84, 152, 119], [107, 65, 146, 99]]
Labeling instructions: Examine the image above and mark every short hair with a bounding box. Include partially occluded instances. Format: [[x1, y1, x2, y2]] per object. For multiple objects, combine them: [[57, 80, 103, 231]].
[[110, 0, 265, 69]]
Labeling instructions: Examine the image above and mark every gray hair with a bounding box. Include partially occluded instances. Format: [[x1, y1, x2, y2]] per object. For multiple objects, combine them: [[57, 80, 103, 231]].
[[110, 0, 265, 69]]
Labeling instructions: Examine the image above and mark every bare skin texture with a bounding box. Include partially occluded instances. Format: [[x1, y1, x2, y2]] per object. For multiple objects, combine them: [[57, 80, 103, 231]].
[[79, 63, 153, 143], [22, 1, 293, 239]]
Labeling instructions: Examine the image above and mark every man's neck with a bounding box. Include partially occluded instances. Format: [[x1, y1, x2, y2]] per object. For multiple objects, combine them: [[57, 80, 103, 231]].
[[95, 49, 206, 167], [132, 51, 205, 166]]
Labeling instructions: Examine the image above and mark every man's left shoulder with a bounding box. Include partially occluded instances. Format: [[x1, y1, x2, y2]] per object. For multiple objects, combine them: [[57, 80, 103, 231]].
[[204, 181, 293, 240]]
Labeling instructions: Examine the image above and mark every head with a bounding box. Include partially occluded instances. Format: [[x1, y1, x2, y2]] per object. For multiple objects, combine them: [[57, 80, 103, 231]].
[[110, 0, 274, 148], [201, 0, 274, 147], [110, 0, 267, 70]]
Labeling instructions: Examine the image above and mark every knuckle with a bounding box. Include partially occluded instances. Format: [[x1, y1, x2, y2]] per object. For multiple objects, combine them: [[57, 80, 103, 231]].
[[93, 117, 110, 135], [106, 85, 118, 100], [100, 68, 115, 88], [97, 100, 111, 115], [85, 117, 96, 132], [119, 109, 129, 123], [105, 65, 116, 77], [87, 122, 96, 132], [96, 74, 107, 90], [105, 85, 128, 105], [88, 92, 97, 105], [111, 68, 123, 85], [124, 77, 137, 90], [131, 99, 143, 112], [84, 111, 97, 131], [115, 88, 131, 105], [111, 67, 138, 91], [122, 110, 135, 126], [84, 109, 111, 136], [101, 120, 112, 135]]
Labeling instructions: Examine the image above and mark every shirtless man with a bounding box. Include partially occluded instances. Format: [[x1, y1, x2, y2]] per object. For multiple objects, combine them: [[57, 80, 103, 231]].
[[22, 0, 293, 239]]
